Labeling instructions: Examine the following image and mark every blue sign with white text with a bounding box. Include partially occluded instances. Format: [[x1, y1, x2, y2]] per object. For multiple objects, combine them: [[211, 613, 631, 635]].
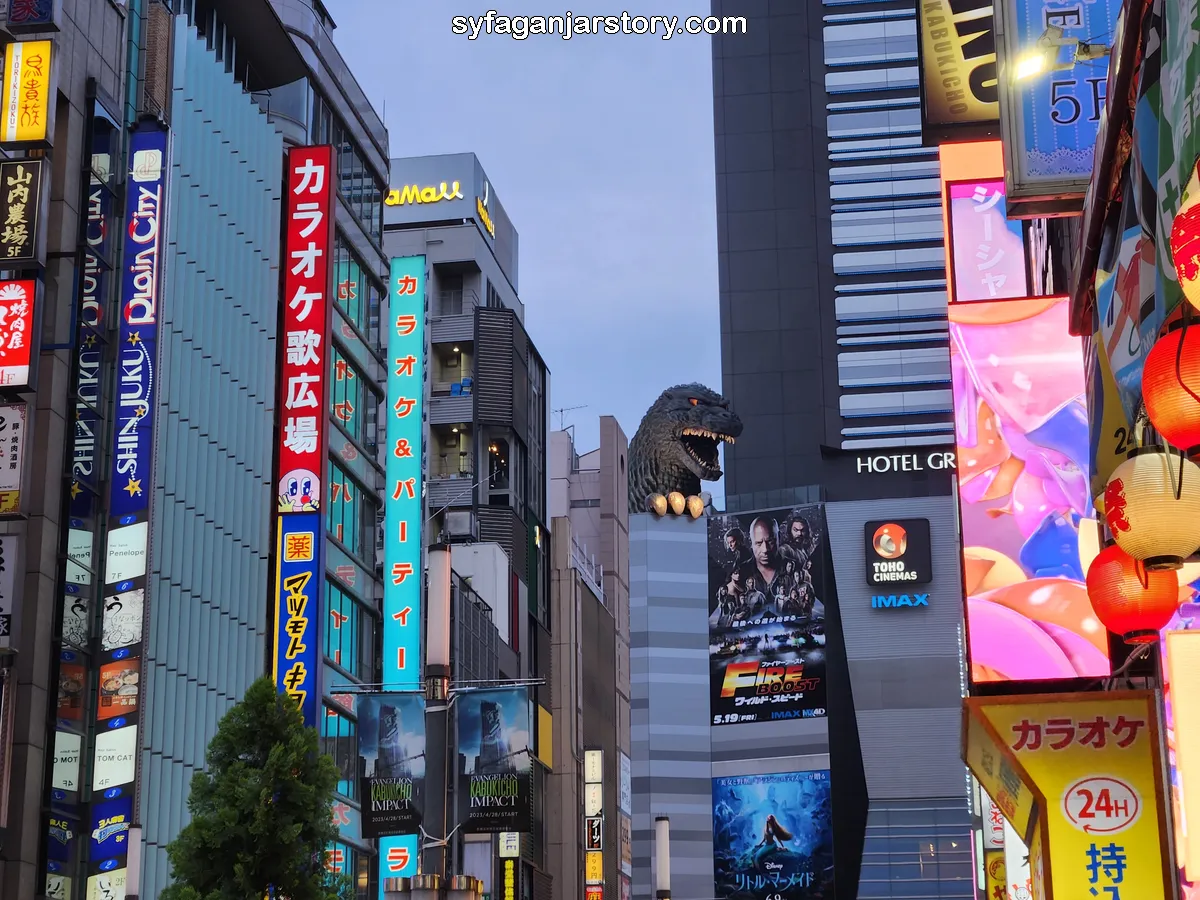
[[1012, 0, 1122, 186], [378, 255, 426, 889], [274, 512, 323, 727], [88, 795, 132, 863]]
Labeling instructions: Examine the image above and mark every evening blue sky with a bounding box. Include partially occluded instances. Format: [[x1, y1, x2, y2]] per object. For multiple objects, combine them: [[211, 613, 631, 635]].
[[327, 1, 723, 472]]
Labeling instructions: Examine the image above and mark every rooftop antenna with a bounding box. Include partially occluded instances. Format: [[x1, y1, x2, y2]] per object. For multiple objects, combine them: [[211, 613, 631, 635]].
[[553, 404, 587, 431]]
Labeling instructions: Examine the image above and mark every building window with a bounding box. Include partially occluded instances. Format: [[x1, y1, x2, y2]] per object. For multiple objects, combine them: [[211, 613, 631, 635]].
[[327, 460, 379, 564], [330, 344, 379, 452], [312, 91, 385, 243], [320, 705, 359, 800], [326, 841, 371, 900], [334, 235, 383, 350], [325, 580, 376, 683]]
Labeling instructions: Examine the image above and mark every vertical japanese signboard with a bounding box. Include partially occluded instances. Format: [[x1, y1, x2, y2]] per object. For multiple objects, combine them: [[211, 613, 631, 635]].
[[0, 402, 26, 515], [1, 0, 64, 34], [273, 145, 335, 728], [963, 692, 1173, 899], [378, 254, 426, 888], [0, 39, 52, 146], [0, 158, 43, 263], [89, 118, 170, 895]]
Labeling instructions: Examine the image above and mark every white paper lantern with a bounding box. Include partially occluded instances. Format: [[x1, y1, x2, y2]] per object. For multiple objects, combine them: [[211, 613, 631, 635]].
[[1103, 449, 1200, 569]]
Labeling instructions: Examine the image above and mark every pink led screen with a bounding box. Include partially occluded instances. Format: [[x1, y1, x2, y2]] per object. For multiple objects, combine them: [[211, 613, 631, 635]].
[[950, 295, 1111, 683], [947, 179, 1029, 302]]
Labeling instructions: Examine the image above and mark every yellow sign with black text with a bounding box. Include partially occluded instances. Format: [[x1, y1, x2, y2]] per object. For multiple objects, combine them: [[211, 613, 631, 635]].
[[918, 0, 998, 128], [965, 692, 1173, 900], [585, 851, 604, 886], [0, 40, 52, 145]]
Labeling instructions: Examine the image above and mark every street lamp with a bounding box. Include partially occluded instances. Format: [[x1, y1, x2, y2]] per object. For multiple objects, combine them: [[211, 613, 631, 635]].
[[1014, 25, 1110, 81], [654, 816, 671, 900]]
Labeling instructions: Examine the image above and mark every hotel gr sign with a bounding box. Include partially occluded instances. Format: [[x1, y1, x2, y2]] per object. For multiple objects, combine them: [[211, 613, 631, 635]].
[[855, 452, 957, 474]]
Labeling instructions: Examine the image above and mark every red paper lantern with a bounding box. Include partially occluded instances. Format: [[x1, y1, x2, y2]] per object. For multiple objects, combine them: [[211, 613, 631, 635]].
[[1143, 324, 1200, 453], [1086, 544, 1179, 644]]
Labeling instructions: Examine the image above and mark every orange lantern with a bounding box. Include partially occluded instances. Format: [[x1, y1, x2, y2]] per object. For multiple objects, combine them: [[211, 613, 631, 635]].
[[1086, 544, 1179, 643], [1103, 448, 1200, 569], [1143, 323, 1200, 454], [1171, 159, 1200, 311]]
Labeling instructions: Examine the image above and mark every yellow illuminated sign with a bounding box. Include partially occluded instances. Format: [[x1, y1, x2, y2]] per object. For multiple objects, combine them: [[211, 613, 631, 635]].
[[0, 40, 51, 144], [918, 0, 998, 128], [585, 851, 603, 886], [384, 181, 464, 207], [502, 859, 516, 900], [965, 692, 1173, 900], [964, 703, 1036, 841], [477, 195, 495, 237]]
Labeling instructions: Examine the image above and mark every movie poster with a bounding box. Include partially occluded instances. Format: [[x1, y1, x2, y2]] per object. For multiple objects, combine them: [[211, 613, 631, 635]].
[[457, 687, 532, 833], [707, 506, 828, 726], [356, 692, 426, 838], [712, 771, 835, 900]]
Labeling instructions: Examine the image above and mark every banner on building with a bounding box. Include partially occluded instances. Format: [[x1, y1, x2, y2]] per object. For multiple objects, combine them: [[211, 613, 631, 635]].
[[994, 0, 1122, 215], [272, 512, 321, 727], [706, 505, 828, 726], [88, 120, 169, 888], [378, 254, 426, 884], [457, 687, 533, 833], [277, 145, 334, 516], [917, 0, 998, 134], [712, 771, 835, 900], [0, 39, 54, 146], [963, 691, 1172, 899], [0, 402, 25, 515], [0, 158, 43, 263], [357, 692, 426, 838]]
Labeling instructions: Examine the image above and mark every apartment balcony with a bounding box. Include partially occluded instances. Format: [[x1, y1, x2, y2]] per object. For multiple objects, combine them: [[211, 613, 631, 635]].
[[429, 380, 473, 424], [431, 289, 479, 344], [428, 456, 476, 510]]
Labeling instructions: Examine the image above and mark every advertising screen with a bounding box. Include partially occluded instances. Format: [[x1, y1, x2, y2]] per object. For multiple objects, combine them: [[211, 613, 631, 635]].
[[950, 296, 1107, 682], [945, 179, 1028, 302], [1163, 611, 1200, 900], [456, 687, 533, 833], [712, 771, 834, 900], [706, 506, 827, 726], [357, 692, 425, 838]]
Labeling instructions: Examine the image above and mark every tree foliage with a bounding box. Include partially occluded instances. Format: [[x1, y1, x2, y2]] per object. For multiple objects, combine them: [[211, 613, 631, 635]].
[[159, 677, 345, 900]]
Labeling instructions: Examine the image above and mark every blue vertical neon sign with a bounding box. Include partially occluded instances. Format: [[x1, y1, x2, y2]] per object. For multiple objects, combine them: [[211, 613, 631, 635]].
[[379, 255, 426, 885]]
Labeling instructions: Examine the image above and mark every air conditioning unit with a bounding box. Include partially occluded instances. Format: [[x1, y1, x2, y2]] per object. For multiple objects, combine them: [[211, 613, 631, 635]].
[[444, 509, 478, 543]]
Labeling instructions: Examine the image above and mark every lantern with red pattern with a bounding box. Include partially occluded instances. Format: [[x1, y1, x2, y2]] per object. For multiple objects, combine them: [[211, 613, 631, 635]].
[[1142, 323, 1200, 455], [1171, 160, 1200, 311], [1086, 543, 1179, 643], [1103, 448, 1200, 569]]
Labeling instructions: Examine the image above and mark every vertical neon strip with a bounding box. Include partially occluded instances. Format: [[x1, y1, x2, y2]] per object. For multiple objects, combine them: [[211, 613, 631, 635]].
[[274, 145, 335, 727], [87, 119, 170, 892], [378, 255, 426, 886]]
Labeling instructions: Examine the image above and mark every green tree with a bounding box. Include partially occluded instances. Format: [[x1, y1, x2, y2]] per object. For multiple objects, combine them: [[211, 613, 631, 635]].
[[159, 676, 345, 900]]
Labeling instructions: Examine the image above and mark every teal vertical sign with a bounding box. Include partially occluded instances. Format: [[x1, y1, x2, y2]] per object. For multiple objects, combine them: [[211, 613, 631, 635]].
[[379, 255, 426, 887]]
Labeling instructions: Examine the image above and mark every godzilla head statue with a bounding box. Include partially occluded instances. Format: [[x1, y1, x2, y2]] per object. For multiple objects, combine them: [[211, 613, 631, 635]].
[[627, 383, 743, 518]]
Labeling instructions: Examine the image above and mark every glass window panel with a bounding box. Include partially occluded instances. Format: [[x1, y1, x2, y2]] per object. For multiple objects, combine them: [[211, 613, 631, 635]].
[[830, 161, 939, 183], [831, 178, 939, 201], [828, 107, 922, 139], [320, 707, 358, 799], [823, 20, 917, 66]]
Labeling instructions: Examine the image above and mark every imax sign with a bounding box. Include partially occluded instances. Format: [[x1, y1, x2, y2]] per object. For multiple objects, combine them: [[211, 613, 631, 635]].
[[871, 593, 929, 609]]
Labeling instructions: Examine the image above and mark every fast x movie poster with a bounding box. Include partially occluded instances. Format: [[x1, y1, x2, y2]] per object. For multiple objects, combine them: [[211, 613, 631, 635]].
[[712, 771, 836, 900], [707, 506, 828, 726]]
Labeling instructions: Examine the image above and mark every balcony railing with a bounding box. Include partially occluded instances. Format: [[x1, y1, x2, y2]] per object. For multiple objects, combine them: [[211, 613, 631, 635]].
[[431, 454, 474, 479], [437, 288, 481, 317]]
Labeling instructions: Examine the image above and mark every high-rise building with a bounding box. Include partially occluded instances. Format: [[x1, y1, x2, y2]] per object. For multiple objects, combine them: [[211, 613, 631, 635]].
[[0, 1, 393, 897], [709, 3, 974, 899], [547, 419, 633, 900], [384, 153, 556, 899]]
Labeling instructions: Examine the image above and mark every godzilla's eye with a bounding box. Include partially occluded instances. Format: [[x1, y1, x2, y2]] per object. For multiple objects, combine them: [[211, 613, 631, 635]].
[[689, 398, 699, 406]]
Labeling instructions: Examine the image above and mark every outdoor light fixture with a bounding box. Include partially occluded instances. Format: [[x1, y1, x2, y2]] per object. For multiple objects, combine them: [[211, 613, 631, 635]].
[[1014, 25, 1110, 81], [655, 816, 672, 900], [1086, 544, 1180, 644], [1103, 449, 1200, 570]]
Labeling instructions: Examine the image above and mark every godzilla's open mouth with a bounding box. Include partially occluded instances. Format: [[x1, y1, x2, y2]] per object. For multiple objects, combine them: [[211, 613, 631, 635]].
[[680, 427, 735, 476]]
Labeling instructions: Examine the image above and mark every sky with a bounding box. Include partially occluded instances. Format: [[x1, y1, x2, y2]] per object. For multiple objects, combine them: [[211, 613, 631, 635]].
[[326, 1, 723, 465]]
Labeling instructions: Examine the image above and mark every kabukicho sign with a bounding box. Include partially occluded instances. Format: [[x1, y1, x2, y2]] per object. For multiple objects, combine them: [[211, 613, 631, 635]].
[[918, 0, 999, 129], [385, 181, 464, 207], [855, 451, 957, 474]]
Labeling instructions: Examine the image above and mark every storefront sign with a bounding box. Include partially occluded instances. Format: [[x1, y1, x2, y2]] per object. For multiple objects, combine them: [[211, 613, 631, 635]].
[[995, 0, 1121, 214], [585, 887, 603, 900], [0, 534, 15, 646], [277, 145, 334, 516], [585, 816, 603, 851], [0, 39, 52, 145], [585, 851, 604, 886], [501, 858, 518, 900], [1, 0, 63, 34], [864, 518, 931, 585], [272, 512, 321, 726], [855, 452, 956, 474], [498, 831, 520, 858], [0, 158, 42, 263], [918, 0, 998, 131], [0, 278, 35, 388], [964, 692, 1173, 899], [384, 181, 464, 207], [0, 402, 26, 515], [477, 180, 496, 238]]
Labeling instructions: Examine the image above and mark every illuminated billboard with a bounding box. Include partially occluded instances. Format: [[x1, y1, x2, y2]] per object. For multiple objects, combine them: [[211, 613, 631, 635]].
[[91, 118, 170, 888], [951, 295, 1107, 682], [917, 1, 998, 133], [378, 255, 426, 883], [0, 39, 54, 146], [273, 513, 322, 726], [706, 506, 827, 726]]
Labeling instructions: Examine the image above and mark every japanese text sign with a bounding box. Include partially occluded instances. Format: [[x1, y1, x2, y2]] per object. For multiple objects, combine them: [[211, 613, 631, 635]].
[[946, 179, 1028, 302], [0, 534, 16, 647], [0, 158, 42, 263], [965, 692, 1172, 900], [382, 255, 425, 691], [2, 0, 64, 35], [273, 512, 322, 727], [917, 0, 998, 130], [965, 703, 1036, 842], [0, 278, 35, 388], [0, 401, 27, 515], [0, 39, 51, 145], [278, 145, 335, 516], [586, 851, 603, 885]]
